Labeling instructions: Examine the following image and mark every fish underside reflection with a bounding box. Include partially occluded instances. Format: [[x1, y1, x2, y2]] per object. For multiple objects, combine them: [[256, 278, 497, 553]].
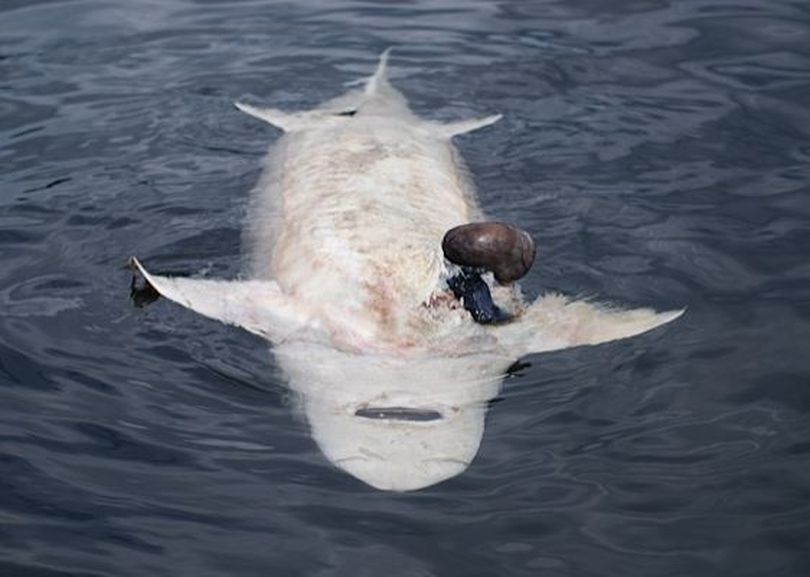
[[131, 51, 682, 491]]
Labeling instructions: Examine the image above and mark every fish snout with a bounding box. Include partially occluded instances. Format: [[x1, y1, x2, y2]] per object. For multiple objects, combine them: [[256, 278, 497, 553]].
[[336, 455, 469, 492], [442, 222, 536, 284]]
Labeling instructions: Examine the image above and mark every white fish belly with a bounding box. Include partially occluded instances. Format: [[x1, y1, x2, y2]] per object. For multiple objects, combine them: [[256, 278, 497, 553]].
[[250, 119, 481, 347]]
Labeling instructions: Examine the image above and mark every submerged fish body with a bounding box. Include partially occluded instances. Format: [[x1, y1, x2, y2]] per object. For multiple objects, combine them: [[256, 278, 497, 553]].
[[132, 51, 682, 491]]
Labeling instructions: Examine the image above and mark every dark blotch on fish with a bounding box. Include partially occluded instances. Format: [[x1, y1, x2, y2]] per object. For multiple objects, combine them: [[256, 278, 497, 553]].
[[442, 222, 536, 284], [447, 267, 511, 325], [129, 260, 160, 308]]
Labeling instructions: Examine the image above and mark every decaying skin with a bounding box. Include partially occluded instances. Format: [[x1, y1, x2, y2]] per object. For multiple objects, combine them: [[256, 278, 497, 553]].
[[131, 51, 682, 491]]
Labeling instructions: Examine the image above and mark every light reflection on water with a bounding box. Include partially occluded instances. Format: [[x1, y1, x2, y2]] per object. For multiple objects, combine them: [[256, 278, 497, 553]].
[[1, 0, 809, 575]]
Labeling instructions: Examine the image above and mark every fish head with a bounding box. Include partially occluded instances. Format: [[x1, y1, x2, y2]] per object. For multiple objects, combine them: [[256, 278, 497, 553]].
[[276, 343, 512, 491]]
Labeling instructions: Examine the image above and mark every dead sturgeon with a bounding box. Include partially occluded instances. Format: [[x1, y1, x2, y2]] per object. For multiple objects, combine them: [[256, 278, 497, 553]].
[[131, 51, 683, 491]]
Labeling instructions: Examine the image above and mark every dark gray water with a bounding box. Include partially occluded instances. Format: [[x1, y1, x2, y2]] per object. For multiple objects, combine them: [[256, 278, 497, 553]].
[[2, 0, 810, 575]]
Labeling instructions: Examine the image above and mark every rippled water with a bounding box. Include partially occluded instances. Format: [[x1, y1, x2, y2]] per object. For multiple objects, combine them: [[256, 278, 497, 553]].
[[2, 0, 810, 575]]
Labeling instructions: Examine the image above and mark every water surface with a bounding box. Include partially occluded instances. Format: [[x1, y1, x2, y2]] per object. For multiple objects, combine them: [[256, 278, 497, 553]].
[[1, 0, 809, 575]]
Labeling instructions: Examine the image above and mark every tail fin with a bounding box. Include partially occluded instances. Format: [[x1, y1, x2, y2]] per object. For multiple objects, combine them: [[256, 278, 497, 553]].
[[365, 47, 393, 95]]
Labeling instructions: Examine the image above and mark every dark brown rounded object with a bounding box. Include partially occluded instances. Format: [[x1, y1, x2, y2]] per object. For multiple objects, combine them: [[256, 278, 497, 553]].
[[442, 222, 536, 284]]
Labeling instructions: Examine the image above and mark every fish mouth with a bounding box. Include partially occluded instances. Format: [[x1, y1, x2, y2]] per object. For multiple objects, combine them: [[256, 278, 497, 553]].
[[354, 407, 443, 422]]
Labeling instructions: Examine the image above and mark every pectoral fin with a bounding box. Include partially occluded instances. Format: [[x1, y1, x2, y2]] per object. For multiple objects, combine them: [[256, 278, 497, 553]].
[[496, 294, 683, 356], [129, 257, 310, 342]]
